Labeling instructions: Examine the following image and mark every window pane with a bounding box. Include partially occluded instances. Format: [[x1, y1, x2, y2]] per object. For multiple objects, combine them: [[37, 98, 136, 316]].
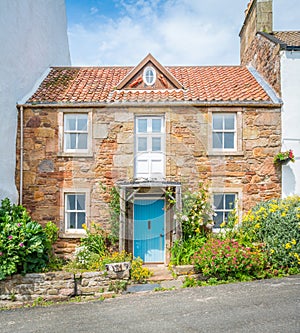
[[77, 194, 85, 211], [214, 194, 224, 209], [213, 212, 224, 228], [77, 213, 85, 229], [69, 212, 76, 229], [225, 194, 236, 210], [65, 116, 76, 131], [138, 119, 147, 133], [67, 194, 75, 210], [152, 137, 161, 151], [77, 116, 87, 131], [224, 133, 234, 149], [145, 68, 154, 85], [77, 134, 88, 149], [213, 115, 223, 130], [224, 212, 230, 222], [65, 133, 77, 149], [152, 119, 161, 133], [138, 137, 147, 151], [65, 134, 71, 149], [213, 132, 223, 149], [224, 115, 235, 130]]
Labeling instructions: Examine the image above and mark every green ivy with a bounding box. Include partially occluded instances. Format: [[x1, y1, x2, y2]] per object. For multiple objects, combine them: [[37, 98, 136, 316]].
[[99, 182, 120, 241]]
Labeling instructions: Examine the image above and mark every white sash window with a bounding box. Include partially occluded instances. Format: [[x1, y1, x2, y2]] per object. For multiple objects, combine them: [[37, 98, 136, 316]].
[[135, 116, 165, 179]]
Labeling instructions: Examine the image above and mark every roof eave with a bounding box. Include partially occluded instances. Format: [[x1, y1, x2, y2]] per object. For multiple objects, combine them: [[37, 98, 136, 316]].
[[18, 100, 281, 109]]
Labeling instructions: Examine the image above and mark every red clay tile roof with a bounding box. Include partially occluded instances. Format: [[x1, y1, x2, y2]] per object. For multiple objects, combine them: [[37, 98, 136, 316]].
[[27, 66, 273, 105]]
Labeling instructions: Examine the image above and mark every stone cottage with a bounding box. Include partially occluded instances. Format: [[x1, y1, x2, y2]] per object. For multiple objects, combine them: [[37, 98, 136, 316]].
[[239, 0, 300, 197], [16, 53, 281, 263]]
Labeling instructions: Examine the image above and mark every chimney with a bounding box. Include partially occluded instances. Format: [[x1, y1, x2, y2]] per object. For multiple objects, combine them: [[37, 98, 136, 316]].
[[239, 0, 273, 64]]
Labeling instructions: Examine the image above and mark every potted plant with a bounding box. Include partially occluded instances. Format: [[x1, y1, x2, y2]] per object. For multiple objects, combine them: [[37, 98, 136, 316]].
[[274, 149, 295, 165]]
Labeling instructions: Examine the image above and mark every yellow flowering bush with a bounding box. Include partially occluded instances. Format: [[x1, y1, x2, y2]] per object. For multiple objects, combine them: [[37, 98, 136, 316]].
[[239, 196, 300, 270], [130, 257, 153, 283]]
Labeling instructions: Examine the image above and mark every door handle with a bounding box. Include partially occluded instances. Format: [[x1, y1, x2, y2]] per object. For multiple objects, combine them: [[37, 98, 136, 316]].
[[148, 220, 151, 230]]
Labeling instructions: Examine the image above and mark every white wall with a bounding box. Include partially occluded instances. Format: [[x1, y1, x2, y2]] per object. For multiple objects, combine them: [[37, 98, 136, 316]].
[[281, 50, 300, 197], [0, 0, 70, 202]]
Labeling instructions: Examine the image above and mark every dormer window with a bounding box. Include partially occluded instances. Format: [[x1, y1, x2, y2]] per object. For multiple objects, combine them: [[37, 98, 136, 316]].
[[143, 66, 156, 86]]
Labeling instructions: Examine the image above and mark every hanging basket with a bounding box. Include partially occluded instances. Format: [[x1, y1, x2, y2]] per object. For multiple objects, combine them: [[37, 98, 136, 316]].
[[274, 150, 295, 165]]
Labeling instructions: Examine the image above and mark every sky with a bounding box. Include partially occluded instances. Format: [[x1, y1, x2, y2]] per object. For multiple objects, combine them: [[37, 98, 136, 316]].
[[65, 0, 300, 67]]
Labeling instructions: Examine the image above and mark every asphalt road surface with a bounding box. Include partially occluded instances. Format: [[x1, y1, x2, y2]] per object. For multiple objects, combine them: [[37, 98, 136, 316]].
[[1, 275, 299, 333]]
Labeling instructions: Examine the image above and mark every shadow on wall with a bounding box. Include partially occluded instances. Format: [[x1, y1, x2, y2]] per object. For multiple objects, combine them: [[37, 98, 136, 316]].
[[282, 165, 296, 197]]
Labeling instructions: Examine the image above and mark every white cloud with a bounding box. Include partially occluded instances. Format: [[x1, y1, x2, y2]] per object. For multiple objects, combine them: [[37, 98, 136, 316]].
[[67, 0, 299, 66], [90, 7, 99, 15]]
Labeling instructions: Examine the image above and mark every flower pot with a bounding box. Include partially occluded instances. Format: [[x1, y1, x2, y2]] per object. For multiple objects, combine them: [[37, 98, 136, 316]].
[[281, 158, 291, 165]]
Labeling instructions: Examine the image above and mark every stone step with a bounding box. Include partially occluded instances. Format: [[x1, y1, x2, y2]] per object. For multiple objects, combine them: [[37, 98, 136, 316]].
[[145, 264, 174, 282]]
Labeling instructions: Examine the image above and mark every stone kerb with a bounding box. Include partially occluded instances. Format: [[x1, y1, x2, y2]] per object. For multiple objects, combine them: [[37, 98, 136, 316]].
[[0, 264, 131, 305]]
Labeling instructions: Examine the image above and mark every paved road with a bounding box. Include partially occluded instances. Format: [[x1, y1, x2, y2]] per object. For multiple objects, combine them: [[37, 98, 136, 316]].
[[1, 275, 299, 333]]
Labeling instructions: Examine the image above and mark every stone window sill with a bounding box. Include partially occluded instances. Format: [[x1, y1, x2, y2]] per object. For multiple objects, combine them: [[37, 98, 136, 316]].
[[57, 152, 94, 158], [60, 231, 86, 239], [207, 150, 244, 157]]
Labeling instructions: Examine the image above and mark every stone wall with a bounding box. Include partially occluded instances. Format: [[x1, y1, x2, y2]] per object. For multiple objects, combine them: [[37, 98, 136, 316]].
[[16, 104, 281, 254], [240, 33, 281, 96], [0, 264, 130, 305]]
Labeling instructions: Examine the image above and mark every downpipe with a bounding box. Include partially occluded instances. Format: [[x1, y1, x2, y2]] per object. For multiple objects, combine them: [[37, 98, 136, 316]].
[[19, 105, 23, 205]]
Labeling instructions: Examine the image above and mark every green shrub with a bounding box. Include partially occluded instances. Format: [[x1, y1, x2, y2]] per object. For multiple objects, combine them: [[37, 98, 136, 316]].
[[193, 237, 268, 281], [170, 235, 207, 265], [0, 198, 49, 280], [81, 223, 113, 257], [169, 184, 212, 266], [177, 183, 215, 240], [182, 276, 198, 288], [239, 196, 300, 270]]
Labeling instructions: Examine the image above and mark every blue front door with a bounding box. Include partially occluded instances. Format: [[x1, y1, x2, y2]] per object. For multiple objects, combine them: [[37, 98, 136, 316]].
[[134, 199, 165, 263]]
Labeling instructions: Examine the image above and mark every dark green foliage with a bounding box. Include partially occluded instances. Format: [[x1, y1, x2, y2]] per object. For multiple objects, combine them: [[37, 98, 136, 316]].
[[0, 198, 50, 280]]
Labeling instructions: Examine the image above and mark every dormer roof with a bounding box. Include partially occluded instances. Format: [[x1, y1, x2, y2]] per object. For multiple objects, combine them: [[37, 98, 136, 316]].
[[116, 53, 183, 90]]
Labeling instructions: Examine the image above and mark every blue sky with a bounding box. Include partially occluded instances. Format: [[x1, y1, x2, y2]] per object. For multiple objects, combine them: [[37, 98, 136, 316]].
[[65, 0, 300, 66]]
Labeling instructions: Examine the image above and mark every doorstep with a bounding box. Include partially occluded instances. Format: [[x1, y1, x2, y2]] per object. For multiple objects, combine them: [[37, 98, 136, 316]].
[[145, 264, 174, 282]]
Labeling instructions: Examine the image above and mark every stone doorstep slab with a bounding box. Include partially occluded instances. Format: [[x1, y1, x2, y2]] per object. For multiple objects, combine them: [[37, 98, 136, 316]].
[[125, 283, 161, 294]]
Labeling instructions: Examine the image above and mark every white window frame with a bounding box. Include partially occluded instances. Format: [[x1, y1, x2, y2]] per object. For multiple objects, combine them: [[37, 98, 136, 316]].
[[60, 188, 90, 237], [135, 116, 165, 179], [208, 111, 243, 156], [143, 66, 156, 86], [210, 188, 242, 232], [212, 113, 236, 151], [213, 193, 236, 229], [64, 113, 88, 152], [58, 110, 92, 157]]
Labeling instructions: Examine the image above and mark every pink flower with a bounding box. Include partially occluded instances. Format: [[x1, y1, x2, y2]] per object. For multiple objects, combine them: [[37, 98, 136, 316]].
[[17, 223, 21, 227], [19, 243, 24, 247], [0, 252, 3, 256], [8, 235, 13, 240]]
